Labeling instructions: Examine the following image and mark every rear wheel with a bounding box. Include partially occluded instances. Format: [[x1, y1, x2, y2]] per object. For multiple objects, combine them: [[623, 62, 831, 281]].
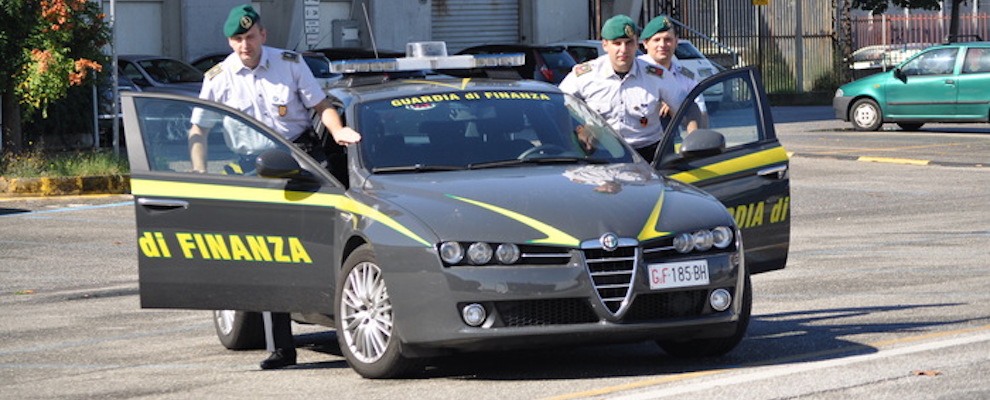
[[656, 273, 752, 357], [336, 245, 417, 378], [213, 310, 266, 350], [850, 98, 883, 131], [896, 122, 924, 131]]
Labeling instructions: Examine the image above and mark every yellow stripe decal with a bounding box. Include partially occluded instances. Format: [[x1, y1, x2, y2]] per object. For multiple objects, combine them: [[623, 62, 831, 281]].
[[448, 195, 581, 247], [670, 146, 789, 184], [402, 78, 472, 90], [130, 179, 431, 247], [638, 190, 671, 242]]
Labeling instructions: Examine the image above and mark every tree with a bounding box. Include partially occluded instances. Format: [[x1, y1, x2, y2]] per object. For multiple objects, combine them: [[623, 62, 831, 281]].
[[0, 0, 109, 152]]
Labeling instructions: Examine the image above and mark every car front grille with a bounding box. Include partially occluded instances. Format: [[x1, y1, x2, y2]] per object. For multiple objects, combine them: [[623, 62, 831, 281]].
[[584, 246, 637, 314], [623, 290, 708, 321], [495, 298, 598, 327]]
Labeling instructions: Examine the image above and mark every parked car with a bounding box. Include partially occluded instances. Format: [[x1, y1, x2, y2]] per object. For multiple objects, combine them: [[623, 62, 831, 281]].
[[117, 55, 203, 143], [834, 42, 990, 131], [547, 39, 605, 63], [121, 43, 789, 378], [190, 51, 343, 90], [456, 44, 577, 84]]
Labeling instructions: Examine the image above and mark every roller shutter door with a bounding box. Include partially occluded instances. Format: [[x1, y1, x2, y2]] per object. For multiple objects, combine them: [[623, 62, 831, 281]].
[[432, 0, 520, 53]]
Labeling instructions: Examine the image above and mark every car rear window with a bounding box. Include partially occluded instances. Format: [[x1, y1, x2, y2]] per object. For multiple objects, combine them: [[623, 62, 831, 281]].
[[675, 43, 705, 60], [539, 50, 577, 69]]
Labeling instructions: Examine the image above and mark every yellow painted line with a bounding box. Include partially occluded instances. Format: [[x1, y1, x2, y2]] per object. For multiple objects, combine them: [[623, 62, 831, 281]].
[[857, 156, 931, 165], [798, 141, 968, 156], [537, 323, 990, 400]]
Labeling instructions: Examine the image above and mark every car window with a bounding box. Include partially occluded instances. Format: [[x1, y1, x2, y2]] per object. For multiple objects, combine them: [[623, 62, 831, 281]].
[[120, 61, 145, 82], [567, 47, 600, 63], [357, 90, 633, 170], [670, 74, 762, 151], [136, 59, 204, 84], [675, 42, 705, 60], [900, 47, 957, 76], [538, 49, 577, 69], [962, 48, 990, 74], [133, 97, 296, 176]]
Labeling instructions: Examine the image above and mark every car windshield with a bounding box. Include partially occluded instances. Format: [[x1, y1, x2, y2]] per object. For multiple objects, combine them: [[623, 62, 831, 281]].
[[675, 42, 705, 60], [357, 90, 634, 171], [137, 59, 204, 84]]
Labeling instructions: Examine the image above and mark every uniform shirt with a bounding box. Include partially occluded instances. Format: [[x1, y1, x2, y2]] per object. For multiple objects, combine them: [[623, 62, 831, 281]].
[[559, 55, 684, 148], [192, 46, 325, 142]]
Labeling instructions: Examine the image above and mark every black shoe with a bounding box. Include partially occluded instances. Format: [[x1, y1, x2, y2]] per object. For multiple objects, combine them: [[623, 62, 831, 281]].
[[259, 348, 297, 370]]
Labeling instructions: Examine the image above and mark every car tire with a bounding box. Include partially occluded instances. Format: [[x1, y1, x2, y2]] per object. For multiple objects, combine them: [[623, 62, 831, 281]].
[[656, 273, 752, 358], [336, 244, 418, 378], [850, 98, 883, 131], [213, 310, 266, 350], [896, 122, 924, 131]]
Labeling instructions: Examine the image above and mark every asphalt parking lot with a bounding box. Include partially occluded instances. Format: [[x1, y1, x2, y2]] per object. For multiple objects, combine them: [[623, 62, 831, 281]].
[[1, 107, 988, 399]]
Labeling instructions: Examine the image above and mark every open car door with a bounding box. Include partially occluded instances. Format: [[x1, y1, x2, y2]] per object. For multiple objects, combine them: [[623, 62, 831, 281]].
[[121, 92, 342, 313], [653, 67, 790, 274]]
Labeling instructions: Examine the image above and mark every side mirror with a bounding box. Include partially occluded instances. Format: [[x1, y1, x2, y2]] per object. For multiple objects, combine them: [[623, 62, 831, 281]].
[[680, 129, 726, 159], [894, 68, 906, 81], [256, 149, 316, 181]]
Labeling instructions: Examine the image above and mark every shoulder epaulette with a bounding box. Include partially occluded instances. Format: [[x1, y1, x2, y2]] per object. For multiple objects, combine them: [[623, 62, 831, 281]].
[[645, 65, 664, 77], [204, 63, 223, 80], [573, 62, 592, 76], [282, 51, 300, 62], [678, 66, 695, 80]]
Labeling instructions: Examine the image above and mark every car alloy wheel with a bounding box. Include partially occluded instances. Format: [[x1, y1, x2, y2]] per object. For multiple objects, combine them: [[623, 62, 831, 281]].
[[336, 244, 416, 378]]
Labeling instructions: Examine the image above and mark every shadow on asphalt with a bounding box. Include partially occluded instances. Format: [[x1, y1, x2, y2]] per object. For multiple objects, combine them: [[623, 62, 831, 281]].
[[0, 208, 29, 216], [771, 106, 835, 124], [283, 302, 974, 380]]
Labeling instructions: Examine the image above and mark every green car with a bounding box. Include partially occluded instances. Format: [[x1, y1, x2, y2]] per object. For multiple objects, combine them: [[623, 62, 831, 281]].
[[834, 42, 990, 131]]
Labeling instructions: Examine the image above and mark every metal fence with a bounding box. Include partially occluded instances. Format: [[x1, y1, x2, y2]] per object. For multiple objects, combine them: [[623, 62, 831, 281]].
[[850, 14, 990, 49], [593, 0, 844, 94]]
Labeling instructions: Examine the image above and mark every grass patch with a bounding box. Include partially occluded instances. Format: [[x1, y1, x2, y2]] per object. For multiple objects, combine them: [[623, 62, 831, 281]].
[[0, 149, 129, 178]]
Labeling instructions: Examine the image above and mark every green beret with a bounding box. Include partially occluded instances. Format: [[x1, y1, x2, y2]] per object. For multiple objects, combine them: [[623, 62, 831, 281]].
[[224, 4, 260, 37], [600, 15, 639, 40], [641, 15, 674, 39]]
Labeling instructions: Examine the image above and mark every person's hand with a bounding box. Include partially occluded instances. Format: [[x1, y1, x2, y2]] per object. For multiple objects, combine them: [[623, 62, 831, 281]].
[[659, 101, 672, 117], [574, 125, 597, 152], [331, 127, 362, 145]]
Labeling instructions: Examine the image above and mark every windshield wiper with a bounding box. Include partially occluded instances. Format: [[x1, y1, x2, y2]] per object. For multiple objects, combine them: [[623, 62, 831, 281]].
[[468, 157, 610, 169], [371, 164, 467, 173]]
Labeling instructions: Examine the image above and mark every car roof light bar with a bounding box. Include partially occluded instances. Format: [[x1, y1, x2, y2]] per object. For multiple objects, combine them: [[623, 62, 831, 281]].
[[330, 41, 524, 74]]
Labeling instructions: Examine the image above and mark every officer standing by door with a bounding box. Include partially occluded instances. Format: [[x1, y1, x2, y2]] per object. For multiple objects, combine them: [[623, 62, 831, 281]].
[[188, 4, 361, 369], [637, 14, 706, 129], [558, 15, 688, 163]]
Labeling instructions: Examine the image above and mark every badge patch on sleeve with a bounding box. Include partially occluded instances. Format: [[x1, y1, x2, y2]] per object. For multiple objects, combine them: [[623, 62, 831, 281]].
[[278, 105, 288, 117]]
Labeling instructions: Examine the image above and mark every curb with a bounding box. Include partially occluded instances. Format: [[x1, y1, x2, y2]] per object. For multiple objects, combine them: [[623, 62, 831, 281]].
[[0, 175, 130, 197]]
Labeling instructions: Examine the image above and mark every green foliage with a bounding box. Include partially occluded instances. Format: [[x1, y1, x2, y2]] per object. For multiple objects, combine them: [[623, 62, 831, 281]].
[[1, 0, 109, 128], [0, 148, 128, 178]]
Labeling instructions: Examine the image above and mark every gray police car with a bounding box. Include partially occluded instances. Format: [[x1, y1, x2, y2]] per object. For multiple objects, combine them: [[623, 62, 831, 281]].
[[122, 43, 789, 378]]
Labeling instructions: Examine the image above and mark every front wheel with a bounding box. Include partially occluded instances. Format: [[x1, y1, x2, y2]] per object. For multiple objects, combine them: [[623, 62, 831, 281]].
[[213, 310, 266, 350], [656, 273, 752, 357], [850, 99, 883, 131], [336, 245, 418, 378]]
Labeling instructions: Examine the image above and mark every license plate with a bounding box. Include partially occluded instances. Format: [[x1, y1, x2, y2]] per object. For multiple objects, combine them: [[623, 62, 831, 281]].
[[648, 260, 710, 290]]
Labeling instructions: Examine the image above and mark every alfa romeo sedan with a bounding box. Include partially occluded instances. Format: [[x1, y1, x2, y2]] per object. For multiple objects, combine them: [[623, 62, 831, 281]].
[[121, 45, 789, 378], [834, 42, 990, 131]]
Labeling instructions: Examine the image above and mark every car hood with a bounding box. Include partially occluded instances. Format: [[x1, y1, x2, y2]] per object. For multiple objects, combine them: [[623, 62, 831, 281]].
[[840, 70, 891, 92], [363, 164, 733, 246]]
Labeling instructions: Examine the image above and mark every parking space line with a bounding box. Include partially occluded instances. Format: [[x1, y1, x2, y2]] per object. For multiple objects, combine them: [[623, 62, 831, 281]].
[[539, 324, 990, 400]]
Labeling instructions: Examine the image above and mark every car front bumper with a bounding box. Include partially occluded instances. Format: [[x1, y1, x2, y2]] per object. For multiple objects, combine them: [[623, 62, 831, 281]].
[[833, 96, 854, 121]]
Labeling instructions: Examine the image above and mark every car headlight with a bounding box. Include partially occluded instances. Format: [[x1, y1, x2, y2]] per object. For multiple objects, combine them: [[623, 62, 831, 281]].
[[673, 226, 734, 254], [835, 88, 844, 97], [495, 243, 520, 264], [466, 242, 493, 265], [711, 226, 733, 249], [440, 241, 464, 264]]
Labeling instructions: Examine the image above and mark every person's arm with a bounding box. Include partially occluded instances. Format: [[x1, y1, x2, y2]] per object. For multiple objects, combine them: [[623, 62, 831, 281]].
[[313, 98, 361, 145], [188, 123, 208, 173]]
